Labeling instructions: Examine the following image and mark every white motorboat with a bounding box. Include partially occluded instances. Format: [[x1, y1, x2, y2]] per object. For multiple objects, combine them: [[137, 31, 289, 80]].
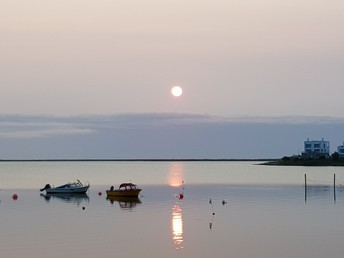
[[40, 180, 90, 194]]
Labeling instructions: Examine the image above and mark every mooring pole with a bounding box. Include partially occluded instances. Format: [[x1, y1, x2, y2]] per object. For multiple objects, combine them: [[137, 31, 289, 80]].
[[334, 173, 336, 203], [304, 174, 307, 203]]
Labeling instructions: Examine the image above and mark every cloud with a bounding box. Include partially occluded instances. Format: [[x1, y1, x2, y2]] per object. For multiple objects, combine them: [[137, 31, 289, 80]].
[[1, 113, 344, 140], [0, 128, 93, 139], [0, 115, 94, 139], [66, 113, 344, 126], [1, 113, 344, 160], [216, 115, 344, 125]]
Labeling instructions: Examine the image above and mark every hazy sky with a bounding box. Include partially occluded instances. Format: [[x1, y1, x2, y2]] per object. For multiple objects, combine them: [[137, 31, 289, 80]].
[[1, 1, 344, 158], [2, 0, 344, 116]]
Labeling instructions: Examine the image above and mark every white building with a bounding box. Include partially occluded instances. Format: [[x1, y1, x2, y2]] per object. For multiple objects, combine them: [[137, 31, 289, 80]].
[[337, 142, 344, 158], [301, 138, 330, 158]]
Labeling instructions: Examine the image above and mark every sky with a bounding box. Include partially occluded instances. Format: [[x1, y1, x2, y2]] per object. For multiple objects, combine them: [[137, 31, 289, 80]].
[[1, 0, 344, 159]]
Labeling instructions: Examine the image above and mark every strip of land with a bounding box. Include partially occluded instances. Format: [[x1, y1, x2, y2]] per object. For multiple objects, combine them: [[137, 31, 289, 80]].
[[0, 159, 272, 162], [262, 159, 344, 166]]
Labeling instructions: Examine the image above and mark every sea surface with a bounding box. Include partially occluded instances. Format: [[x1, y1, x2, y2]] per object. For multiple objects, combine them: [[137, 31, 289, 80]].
[[1, 161, 344, 258]]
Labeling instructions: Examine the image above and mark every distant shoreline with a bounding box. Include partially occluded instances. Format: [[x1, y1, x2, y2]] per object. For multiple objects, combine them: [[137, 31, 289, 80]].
[[4, 159, 344, 166], [0, 159, 273, 162], [261, 159, 344, 166]]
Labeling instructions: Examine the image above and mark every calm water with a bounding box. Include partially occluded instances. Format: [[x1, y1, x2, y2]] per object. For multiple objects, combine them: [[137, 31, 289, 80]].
[[1, 161, 344, 258]]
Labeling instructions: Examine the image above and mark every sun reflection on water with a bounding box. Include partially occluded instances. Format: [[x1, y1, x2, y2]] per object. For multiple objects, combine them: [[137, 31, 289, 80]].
[[172, 203, 184, 249], [168, 163, 184, 187]]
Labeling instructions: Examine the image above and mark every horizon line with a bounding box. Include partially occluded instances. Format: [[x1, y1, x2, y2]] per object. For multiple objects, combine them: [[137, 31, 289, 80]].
[[0, 158, 274, 162]]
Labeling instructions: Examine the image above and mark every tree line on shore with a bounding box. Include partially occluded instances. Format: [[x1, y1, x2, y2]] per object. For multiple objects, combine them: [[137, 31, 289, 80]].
[[264, 151, 344, 166]]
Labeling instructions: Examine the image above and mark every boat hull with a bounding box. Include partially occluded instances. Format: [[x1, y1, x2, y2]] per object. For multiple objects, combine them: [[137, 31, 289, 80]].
[[46, 185, 90, 194], [106, 189, 141, 197]]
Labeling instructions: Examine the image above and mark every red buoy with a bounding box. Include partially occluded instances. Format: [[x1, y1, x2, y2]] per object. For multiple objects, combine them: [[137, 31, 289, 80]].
[[98, 192, 102, 196], [177, 193, 184, 200], [12, 194, 18, 200]]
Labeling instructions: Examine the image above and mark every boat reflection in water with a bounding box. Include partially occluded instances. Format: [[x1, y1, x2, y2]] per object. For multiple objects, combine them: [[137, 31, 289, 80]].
[[40, 193, 89, 205], [106, 196, 141, 209], [172, 203, 184, 249]]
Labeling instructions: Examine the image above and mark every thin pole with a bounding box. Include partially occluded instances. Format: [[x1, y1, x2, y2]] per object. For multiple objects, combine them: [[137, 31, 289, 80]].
[[334, 173, 336, 203], [304, 174, 307, 203], [209, 198, 215, 215]]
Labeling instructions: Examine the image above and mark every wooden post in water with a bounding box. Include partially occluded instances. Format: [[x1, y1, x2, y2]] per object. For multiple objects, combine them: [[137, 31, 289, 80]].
[[304, 174, 307, 203], [334, 173, 336, 203]]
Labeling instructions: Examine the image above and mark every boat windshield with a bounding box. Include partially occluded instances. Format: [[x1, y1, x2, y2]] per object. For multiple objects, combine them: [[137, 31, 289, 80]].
[[68, 180, 84, 188], [119, 183, 138, 190]]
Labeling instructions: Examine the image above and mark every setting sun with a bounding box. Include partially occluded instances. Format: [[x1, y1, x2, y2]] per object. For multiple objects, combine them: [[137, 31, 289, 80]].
[[171, 86, 183, 97]]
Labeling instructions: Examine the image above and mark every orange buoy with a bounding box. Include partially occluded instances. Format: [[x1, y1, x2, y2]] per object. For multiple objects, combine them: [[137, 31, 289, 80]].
[[12, 194, 18, 200]]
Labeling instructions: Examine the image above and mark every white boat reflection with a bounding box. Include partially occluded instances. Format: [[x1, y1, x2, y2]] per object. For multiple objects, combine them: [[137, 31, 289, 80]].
[[40, 193, 89, 205], [172, 203, 184, 249], [106, 196, 141, 209]]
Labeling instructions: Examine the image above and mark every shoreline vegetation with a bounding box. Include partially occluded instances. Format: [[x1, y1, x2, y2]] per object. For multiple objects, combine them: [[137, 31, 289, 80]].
[[262, 159, 344, 166], [262, 152, 344, 166]]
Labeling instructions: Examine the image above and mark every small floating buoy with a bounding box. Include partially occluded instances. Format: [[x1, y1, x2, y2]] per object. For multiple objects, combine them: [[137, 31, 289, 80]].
[[98, 192, 102, 196], [222, 200, 227, 205], [82, 206, 85, 210], [12, 194, 18, 200], [177, 193, 184, 200]]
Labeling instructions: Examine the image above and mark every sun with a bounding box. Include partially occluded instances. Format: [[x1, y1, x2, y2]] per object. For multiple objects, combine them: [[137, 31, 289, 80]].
[[171, 86, 183, 97]]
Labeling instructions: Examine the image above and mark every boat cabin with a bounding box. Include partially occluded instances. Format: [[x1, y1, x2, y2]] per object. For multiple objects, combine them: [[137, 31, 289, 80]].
[[119, 183, 139, 190]]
